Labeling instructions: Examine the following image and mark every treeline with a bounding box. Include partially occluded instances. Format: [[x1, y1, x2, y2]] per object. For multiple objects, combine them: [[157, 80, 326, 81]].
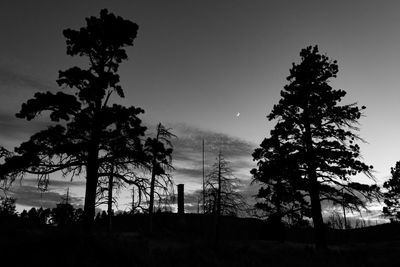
[[0, 197, 83, 227]]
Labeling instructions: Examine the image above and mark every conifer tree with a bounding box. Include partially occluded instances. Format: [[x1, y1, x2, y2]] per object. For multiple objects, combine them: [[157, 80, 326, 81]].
[[0, 9, 146, 227], [255, 45, 377, 248]]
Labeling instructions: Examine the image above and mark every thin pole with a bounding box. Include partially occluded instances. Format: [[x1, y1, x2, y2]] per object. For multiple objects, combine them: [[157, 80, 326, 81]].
[[66, 188, 69, 205], [108, 164, 114, 232], [131, 187, 135, 212], [202, 139, 205, 213], [342, 188, 347, 229]]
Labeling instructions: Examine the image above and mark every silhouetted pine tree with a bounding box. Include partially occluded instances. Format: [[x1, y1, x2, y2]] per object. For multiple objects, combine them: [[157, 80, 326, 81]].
[[0, 9, 146, 228], [258, 45, 378, 249]]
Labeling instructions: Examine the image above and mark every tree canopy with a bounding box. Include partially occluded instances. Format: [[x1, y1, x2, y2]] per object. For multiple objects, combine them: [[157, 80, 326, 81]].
[[253, 45, 378, 248], [383, 161, 400, 221], [251, 134, 309, 226], [0, 9, 147, 227]]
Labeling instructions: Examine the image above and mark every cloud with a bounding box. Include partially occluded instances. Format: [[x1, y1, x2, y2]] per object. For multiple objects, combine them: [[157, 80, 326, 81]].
[[0, 66, 55, 94], [0, 66, 58, 146], [172, 167, 203, 183], [20, 177, 85, 190], [0, 65, 58, 145], [167, 123, 257, 190], [177, 178, 259, 215], [0, 110, 51, 144], [171, 123, 256, 161], [5, 184, 83, 209]]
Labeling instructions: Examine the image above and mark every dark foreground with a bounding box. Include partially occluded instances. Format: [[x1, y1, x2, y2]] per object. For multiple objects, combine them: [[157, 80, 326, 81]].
[[3, 214, 400, 266], [3, 228, 400, 267]]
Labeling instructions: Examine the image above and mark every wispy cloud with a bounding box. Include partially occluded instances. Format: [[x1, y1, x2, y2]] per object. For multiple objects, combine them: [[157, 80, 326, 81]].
[[0, 110, 50, 144], [171, 123, 256, 160], [0, 66, 57, 146], [168, 123, 257, 190], [0, 66, 55, 94], [5, 184, 83, 209], [19, 177, 86, 190]]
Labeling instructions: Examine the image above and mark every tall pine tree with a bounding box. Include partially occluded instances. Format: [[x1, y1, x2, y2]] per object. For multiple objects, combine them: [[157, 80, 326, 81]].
[[255, 45, 377, 248], [0, 9, 146, 227]]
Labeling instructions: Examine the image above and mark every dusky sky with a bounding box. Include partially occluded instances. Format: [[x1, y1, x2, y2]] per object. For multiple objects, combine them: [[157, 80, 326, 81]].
[[0, 0, 399, 215]]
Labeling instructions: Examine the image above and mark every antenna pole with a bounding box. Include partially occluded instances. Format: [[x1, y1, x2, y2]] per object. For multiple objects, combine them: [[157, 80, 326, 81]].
[[66, 188, 70, 204], [202, 139, 205, 213]]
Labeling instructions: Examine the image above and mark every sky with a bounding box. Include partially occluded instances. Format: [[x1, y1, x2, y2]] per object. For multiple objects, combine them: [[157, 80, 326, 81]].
[[0, 1, 400, 217]]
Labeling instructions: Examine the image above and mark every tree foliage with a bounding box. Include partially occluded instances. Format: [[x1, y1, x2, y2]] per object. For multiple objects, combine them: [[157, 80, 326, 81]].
[[253, 45, 378, 248], [50, 203, 83, 226], [0, 196, 17, 220], [20, 207, 51, 226], [0, 9, 146, 227], [251, 135, 310, 226], [0, 147, 14, 191], [383, 161, 400, 221]]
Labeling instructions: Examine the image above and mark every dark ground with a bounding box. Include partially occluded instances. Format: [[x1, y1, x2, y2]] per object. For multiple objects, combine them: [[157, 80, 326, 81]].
[[2, 214, 400, 266]]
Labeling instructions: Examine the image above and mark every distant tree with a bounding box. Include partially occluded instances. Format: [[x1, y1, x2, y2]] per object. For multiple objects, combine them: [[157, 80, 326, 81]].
[[204, 152, 247, 243], [27, 208, 40, 225], [0, 196, 17, 220], [50, 203, 79, 226], [21, 207, 51, 226], [145, 123, 175, 234], [260, 45, 378, 248], [38, 207, 51, 225], [205, 152, 246, 217], [0, 9, 146, 228], [383, 161, 400, 221]]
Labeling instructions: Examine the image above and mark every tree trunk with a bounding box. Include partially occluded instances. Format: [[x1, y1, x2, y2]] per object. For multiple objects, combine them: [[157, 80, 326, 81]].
[[107, 165, 114, 232], [148, 162, 156, 234], [84, 152, 99, 229], [148, 124, 161, 235], [275, 177, 285, 242], [83, 123, 100, 230], [309, 173, 326, 249], [304, 107, 327, 249], [341, 188, 347, 230]]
